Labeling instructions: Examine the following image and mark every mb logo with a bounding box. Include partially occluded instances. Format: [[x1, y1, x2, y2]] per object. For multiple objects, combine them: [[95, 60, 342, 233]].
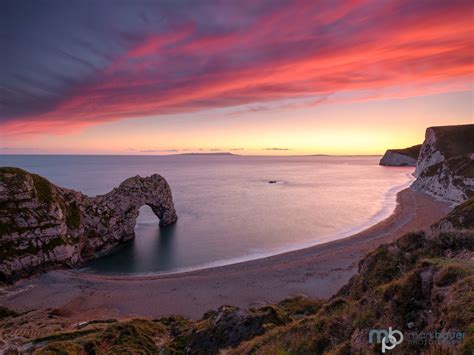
[[369, 327, 404, 353]]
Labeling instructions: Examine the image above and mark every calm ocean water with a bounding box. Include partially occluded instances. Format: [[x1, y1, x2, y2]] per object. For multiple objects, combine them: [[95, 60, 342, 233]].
[[0, 155, 413, 275]]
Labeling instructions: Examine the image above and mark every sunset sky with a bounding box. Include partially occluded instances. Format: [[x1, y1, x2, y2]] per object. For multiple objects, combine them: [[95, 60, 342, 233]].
[[1, 0, 473, 155]]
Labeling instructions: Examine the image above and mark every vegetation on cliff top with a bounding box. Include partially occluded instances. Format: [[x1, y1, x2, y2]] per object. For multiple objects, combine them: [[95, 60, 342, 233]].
[[31, 174, 54, 205], [386, 144, 422, 159], [436, 197, 474, 230], [0, 167, 57, 237], [430, 124, 474, 159], [0, 167, 55, 205]]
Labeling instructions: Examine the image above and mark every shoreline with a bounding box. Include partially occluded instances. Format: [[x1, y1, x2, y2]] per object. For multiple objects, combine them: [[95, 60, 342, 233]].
[[0, 188, 450, 321], [78, 174, 413, 279]]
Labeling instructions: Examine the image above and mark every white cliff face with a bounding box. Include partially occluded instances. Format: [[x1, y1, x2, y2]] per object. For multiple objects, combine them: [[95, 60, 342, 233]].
[[411, 125, 474, 204], [379, 144, 421, 167], [0, 168, 177, 282], [379, 151, 417, 166], [414, 127, 445, 177], [411, 154, 474, 203]]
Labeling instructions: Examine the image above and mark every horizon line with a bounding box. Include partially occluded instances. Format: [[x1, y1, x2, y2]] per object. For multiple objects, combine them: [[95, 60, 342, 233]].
[[0, 152, 384, 157]]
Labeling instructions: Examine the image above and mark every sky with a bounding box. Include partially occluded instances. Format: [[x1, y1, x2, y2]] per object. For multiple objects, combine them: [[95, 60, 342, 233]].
[[1, 0, 473, 155]]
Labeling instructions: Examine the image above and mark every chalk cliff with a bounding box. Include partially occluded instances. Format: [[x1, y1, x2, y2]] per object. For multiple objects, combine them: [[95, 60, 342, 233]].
[[412, 125, 474, 203], [379, 144, 421, 166], [0, 168, 177, 282], [381, 125, 474, 203]]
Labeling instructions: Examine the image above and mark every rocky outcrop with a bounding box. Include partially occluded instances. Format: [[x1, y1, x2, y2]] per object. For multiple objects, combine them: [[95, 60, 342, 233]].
[[414, 125, 474, 176], [0, 167, 177, 282], [431, 196, 474, 233], [411, 125, 474, 203], [412, 153, 474, 203], [379, 144, 421, 166]]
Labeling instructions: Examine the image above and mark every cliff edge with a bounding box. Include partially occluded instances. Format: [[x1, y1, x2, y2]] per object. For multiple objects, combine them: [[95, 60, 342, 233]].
[[379, 144, 421, 166], [412, 125, 474, 203], [0, 168, 177, 282], [381, 125, 474, 203]]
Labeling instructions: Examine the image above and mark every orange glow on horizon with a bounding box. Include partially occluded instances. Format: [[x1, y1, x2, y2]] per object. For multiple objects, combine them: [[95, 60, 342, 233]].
[[1, 0, 473, 154]]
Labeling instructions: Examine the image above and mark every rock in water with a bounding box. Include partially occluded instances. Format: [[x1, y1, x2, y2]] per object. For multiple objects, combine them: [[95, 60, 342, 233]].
[[0, 168, 178, 282], [379, 144, 421, 166]]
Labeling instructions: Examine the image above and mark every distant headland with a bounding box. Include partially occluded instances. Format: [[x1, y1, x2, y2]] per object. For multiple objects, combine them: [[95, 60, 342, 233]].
[[177, 152, 238, 156]]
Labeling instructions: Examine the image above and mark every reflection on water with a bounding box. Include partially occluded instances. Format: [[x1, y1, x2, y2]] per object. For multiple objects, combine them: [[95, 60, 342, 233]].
[[85, 207, 178, 273], [156, 223, 177, 269], [0, 154, 414, 275]]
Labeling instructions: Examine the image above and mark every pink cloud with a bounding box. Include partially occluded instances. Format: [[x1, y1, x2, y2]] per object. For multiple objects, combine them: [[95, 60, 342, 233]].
[[2, 0, 473, 137]]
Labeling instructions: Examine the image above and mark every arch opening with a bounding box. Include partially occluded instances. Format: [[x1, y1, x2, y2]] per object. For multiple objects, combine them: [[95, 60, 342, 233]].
[[135, 205, 160, 232]]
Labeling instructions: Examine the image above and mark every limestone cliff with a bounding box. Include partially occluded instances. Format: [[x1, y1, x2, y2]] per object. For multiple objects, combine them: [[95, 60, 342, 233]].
[[0, 167, 177, 282], [412, 125, 474, 203], [379, 144, 421, 166], [414, 125, 474, 176]]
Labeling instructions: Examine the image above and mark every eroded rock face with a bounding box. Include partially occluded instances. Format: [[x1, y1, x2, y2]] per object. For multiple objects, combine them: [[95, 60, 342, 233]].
[[379, 144, 421, 166], [412, 125, 474, 203], [412, 154, 474, 203], [0, 168, 177, 282], [414, 127, 445, 176], [379, 151, 417, 166]]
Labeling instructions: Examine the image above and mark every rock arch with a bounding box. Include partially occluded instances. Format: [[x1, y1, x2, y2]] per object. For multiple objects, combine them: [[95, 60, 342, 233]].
[[0, 168, 177, 282], [100, 174, 178, 227]]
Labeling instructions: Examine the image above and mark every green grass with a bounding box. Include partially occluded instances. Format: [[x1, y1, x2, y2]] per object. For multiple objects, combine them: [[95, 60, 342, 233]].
[[33, 328, 98, 344], [35, 341, 84, 354], [34, 319, 167, 354], [0, 167, 29, 185], [440, 276, 474, 331], [0, 166, 56, 206], [278, 296, 325, 316], [31, 174, 54, 205], [442, 197, 474, 229], [435, 265, 470, 287]]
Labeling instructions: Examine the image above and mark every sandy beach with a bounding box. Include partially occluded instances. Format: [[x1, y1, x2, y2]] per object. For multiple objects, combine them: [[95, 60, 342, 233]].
[[0, 188, 450, 322]]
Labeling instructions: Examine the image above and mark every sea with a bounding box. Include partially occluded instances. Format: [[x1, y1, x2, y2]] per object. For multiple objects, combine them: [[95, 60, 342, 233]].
[[0, 154, 414, 275]]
